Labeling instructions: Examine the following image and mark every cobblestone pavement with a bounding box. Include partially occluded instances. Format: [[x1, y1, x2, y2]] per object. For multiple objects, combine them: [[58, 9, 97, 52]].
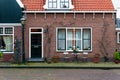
[[0, 69, 120, 80]]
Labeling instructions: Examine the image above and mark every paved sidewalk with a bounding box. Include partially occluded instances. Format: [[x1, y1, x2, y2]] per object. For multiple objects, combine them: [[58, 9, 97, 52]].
[[0, 62, 120, 69]]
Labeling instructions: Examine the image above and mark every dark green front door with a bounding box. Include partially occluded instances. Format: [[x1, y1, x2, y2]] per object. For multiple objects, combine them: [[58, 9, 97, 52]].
[[31, 34, 42, 58]]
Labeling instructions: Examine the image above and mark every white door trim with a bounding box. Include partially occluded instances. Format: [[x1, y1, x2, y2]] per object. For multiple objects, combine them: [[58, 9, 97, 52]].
[[29, 27, 43, 58]]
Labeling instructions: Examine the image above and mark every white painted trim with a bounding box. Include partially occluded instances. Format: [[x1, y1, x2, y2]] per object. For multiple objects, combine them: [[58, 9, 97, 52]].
[[116, 28, 120, 30], [29, 27, 44, 58], [16, 0, 24, 8], [23, 11, 116, 14], [0, 23, 21, 26], [117, 32, 120, 43], [56, 27, 92, 52]]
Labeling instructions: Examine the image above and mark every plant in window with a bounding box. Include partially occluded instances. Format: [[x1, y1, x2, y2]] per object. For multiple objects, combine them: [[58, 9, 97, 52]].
[[63, 4, 67, 8], [72, 46, 79, 54]]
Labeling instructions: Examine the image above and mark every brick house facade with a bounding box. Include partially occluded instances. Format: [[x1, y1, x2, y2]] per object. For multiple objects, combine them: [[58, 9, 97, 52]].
[[20, 0, 117, 62]]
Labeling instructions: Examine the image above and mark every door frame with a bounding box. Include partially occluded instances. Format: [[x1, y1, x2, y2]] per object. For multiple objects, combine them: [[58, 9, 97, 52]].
[[29, 27, 43, 58]]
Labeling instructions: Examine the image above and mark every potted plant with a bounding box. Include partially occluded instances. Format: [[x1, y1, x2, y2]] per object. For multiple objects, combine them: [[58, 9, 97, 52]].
[[0, 51, 3, 60], [93, 53, 100, 63], [52, 55, 59, 63], [47, 57, 52, 64], [114, 49, 120, 64]]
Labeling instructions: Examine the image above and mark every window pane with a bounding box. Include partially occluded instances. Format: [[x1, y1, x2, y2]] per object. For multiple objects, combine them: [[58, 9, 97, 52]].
[[119, 33, 120, 43], [76, 40, 81, 50], [0, 35, 13, 52], [48, 0, 57, 8], [83, 40, 91, 50], [53, 3, 57, 8], [67, 29, 73, 50], [5, 28, 13, 34], [57, 29, 66, 50], [75, 29, 81, 50], [83, 29, 91, 39], [48, 3, 53, 8], [67, 29, 73, 40], [58, 29, 66, 39], [67, 40, 72, 50], [0, 28, 3, 34], [58, 40, 65, 50], [60, 0, 69, 8], [83, 29, 91, 50]]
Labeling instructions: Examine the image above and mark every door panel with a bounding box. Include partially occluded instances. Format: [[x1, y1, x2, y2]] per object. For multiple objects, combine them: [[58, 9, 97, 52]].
[[31, 34, 42, 58]]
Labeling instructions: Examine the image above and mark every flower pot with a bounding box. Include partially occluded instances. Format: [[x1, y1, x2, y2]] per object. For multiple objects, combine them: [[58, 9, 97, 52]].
[[94, 57, 99, 63], [114, 60, 119, 64], [52, 56, 59, 63]]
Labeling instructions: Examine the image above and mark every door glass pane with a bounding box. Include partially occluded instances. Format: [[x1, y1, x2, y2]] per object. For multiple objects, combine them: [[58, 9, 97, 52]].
[[31, 29, 42, 32]]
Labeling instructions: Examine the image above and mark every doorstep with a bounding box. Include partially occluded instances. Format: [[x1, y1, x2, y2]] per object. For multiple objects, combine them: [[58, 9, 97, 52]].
[[28, 58, 44, 62]]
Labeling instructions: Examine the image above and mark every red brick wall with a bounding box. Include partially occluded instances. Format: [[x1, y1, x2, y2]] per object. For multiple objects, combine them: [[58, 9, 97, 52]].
[[24, 13, 116, 60]]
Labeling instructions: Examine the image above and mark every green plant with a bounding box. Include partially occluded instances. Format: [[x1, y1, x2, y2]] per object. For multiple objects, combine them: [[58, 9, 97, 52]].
[[0, 51, 3, 58], [114, 50, 120, 60]]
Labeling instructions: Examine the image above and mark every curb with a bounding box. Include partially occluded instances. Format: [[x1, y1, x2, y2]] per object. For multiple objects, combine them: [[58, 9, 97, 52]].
[[0, 66, 120, 69]]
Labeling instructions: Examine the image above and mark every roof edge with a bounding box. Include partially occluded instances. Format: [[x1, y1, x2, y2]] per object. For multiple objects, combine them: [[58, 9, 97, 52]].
[[16, 0, 24, 8], [23, 10, 116, 13]]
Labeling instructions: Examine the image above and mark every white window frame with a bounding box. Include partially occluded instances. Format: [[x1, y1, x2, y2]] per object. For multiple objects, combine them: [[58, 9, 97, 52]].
[[117, 32, 120, 43], [56, 27, 92, 52], [0, 27, 14, 53], [43, 0, 74, 10]]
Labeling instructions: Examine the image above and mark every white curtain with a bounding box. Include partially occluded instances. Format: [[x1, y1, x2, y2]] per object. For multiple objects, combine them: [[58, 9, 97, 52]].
[[3, 35, 13, 51]]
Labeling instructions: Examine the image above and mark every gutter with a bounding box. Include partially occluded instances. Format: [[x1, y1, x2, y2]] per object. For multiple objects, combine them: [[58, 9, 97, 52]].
[[23, 10, 116, 14]]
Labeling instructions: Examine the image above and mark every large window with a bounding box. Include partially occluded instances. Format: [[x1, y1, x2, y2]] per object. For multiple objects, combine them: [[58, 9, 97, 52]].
[[57, 28, 92, 51], [48, 0, 57, 8], [0, 27, 14, 52]]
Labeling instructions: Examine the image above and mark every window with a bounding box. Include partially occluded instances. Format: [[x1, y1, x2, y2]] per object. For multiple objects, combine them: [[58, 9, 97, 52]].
[[117, 32, 120, 43], [0, 27, 14, 52], [60, 0, 69, 8], [48, 0, 57, 8], [57, 28, 92, 51], [44, 0, 74, 10]]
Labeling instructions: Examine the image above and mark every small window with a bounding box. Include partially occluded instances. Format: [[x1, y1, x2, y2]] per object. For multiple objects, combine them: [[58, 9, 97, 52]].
[[0, 27, 14, 52]]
